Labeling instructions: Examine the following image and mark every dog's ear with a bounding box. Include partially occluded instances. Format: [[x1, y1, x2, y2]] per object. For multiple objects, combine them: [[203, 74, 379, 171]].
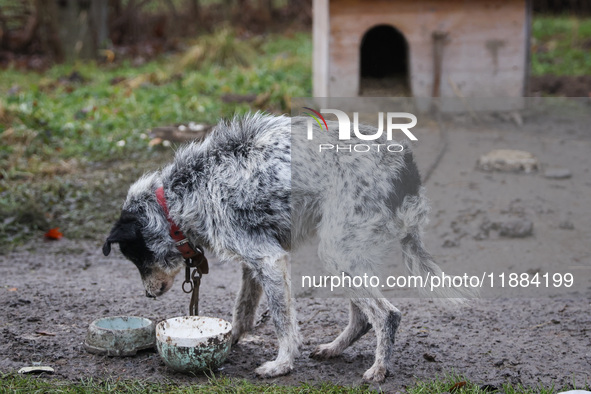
[[103, 212, 141, 256], [102, 240, 113, 256]]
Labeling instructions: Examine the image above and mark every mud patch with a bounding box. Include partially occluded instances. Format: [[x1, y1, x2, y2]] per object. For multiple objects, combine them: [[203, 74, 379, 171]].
[[0, 241, 589, 390], [530, 75, 591, 97]]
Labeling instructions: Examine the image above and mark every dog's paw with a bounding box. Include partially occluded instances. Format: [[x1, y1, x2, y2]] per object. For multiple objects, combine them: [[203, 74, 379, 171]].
[[231, 320, 256, 344], [362, 364, 388, 383], [255, 360, 292, 378], [231, 331, 243, 345], [236, 334, 263, 345], [309, 344, 340, 360]]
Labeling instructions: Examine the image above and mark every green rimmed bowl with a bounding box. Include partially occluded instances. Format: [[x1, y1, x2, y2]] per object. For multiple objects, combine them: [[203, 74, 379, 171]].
[[84, 316, 155, 356], [156, 316, 232, 374]]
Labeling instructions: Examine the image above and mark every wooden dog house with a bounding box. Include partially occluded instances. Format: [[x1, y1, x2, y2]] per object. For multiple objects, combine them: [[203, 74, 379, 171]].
[[313, 0, 531, 108]]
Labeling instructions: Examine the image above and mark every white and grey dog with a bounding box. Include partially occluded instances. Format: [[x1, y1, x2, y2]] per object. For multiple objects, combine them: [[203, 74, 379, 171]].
[[103, 113, 466, 382]]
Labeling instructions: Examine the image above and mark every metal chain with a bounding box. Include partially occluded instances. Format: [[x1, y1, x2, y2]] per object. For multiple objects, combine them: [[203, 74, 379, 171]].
[[182, 265, 193, 293], [188, 267, 202, 316], [181, 255, 207, 316]]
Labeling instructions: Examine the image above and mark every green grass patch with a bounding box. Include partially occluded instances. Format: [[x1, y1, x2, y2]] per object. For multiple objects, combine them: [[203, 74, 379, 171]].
[[405, 371, 585, 394], [531, 16, 591, 75], [1, 372, 587, 394], [0, 374, 373, 393], [0, 30, 311, 179]]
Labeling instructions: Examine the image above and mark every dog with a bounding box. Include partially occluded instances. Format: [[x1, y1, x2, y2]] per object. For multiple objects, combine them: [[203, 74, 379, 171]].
[[103, 113, 468, 382]]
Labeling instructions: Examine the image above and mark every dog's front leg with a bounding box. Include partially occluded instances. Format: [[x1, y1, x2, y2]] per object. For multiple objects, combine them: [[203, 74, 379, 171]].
[[251, 255, 301, 378], [232, 263, 263, 344]]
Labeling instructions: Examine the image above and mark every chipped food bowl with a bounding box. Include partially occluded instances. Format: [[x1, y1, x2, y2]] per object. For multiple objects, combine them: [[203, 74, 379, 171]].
[[156, 316, 232, 374], [85, 316, 155, 356]]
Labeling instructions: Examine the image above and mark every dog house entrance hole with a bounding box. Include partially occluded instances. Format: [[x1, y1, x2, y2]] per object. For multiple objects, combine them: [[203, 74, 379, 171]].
[[360, 25, 410, 96]]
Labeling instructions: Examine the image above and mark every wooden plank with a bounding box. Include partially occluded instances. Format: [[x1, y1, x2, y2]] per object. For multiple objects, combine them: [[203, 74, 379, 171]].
[[313, 0, 330, 97]]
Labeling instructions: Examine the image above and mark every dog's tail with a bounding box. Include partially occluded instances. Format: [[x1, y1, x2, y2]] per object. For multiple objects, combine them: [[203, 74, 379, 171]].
[[395, 190, 477, 302]]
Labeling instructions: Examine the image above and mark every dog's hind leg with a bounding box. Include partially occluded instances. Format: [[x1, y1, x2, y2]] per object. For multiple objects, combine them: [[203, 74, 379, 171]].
[[312, 202, 402, 382], [232, 263, 263, 344], [309, 300, 371, 360], [310, 283, 401, 382], [352, 297, 401, 382], [251, 255, 302, 378]]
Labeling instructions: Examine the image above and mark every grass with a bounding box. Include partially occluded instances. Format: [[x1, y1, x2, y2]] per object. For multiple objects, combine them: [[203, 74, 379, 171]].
[[0, 30, 311, 251], [405, 372, 586, 394], [1, 372, 587, 394], [531, 16, 591, 75], [0, 374, 374, 393], [0, 30, 311, 178]]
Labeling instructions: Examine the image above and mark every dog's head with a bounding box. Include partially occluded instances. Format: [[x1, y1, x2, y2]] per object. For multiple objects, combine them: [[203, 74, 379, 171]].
[[103, 174, 184, 298]]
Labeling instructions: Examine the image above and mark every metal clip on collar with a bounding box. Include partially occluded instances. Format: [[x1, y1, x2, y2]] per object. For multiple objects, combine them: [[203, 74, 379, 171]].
[[181, 245, 208, 316]]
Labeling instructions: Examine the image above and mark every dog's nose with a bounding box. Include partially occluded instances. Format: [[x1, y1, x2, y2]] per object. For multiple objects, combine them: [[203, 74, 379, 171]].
[[145, 290, 156, 298]]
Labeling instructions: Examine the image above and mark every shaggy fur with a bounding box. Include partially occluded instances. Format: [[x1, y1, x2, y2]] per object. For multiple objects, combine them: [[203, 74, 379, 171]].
[[103, 113, 469, 382]]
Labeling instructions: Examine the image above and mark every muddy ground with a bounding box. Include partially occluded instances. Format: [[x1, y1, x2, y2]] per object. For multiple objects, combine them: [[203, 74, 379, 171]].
[[530, 75, 591, 98], [1, 104, 590, 391]]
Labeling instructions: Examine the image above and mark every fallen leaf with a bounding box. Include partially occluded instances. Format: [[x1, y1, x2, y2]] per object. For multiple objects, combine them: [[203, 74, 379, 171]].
[[450, 381, 467, 393], [100, 49, 115, 63], [44, 228, 63, 240], [148, 137, 163, 147]]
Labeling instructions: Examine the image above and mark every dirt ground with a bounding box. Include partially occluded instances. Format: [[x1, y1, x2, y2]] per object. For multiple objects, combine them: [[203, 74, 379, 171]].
[[530, 75, 591, 98], [1, 103, 590, 391]]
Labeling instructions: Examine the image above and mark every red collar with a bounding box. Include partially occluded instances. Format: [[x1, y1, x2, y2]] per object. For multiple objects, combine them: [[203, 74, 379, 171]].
[[155, 187, 202, 260]]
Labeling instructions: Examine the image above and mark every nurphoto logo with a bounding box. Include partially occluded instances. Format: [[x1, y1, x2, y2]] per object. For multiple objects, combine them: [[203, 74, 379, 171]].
[[304, 108, 418, 153]]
